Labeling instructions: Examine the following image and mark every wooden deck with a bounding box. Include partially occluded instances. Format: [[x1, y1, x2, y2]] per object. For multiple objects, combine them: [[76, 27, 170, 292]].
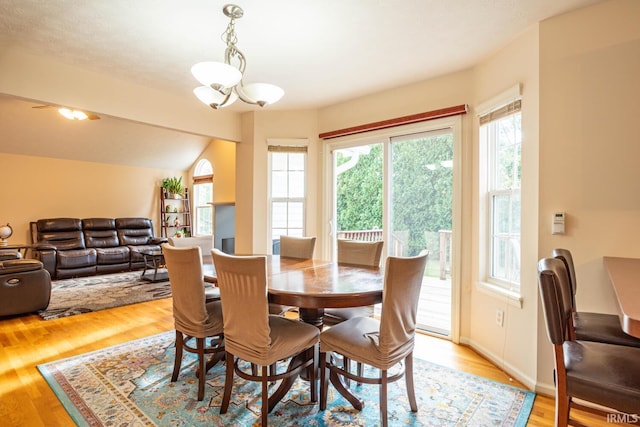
[[417, 275, 452, 335], [375, 275, 452, 336]]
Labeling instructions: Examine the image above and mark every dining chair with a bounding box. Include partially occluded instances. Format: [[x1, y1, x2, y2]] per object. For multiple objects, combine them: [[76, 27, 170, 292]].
[[552, 248, 640, 347], [166, 239, 220, 302], [161, 244, 225, 401], [324, 239, 384, 326], [323, 239, 384, 383], [319, 253, 428, 427], [211, 249, 320, 426], [271, 235, 317, 315], [537, 258, 640, 426], [279, 235, 316, 259]]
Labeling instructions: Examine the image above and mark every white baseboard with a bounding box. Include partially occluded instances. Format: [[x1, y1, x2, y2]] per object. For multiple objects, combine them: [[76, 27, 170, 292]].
[[461, 336, 541, 392]]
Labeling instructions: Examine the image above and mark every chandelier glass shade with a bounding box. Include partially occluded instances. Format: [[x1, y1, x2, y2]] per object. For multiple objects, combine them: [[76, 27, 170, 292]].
[[192, 4, 284, 109]]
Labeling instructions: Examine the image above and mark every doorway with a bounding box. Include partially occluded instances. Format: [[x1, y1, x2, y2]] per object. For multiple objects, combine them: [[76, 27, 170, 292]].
[[329, 119, 459, 338]]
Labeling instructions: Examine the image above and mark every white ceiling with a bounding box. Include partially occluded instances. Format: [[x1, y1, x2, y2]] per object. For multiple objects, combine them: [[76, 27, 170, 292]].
[[0, 0, 603, 168]]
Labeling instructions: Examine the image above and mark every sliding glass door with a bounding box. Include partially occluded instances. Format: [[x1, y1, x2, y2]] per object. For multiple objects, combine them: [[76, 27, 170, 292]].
[[329, 120, 459, 337], [389, 130, 453, 335]]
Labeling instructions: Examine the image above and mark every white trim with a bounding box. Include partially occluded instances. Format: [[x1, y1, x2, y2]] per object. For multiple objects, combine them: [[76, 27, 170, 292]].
[[266, 138, 309, 147], [465, 337, 537, 391], [477, 83, 522, 117], [323, 115, 462, 343]]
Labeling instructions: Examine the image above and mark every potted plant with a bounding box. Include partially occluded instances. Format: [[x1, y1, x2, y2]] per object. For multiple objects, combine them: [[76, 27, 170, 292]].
[[161, 178, 171, 198], [162, 176, 184, 198]]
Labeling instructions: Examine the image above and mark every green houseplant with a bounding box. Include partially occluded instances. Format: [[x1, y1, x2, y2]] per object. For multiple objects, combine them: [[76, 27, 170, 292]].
[[162, 176, 184, 198]]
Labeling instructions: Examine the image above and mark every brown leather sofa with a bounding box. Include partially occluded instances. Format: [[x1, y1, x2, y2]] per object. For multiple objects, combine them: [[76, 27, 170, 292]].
[[0, 259, 51, 317], [30, 217, 166, 279]]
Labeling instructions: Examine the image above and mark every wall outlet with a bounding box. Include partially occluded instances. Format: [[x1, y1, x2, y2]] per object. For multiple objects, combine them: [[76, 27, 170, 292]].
[[496, 309, 504, 327]]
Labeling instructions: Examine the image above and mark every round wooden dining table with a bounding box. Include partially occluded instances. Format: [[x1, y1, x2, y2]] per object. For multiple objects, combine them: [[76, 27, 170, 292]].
[[202, 255, 384, 328]]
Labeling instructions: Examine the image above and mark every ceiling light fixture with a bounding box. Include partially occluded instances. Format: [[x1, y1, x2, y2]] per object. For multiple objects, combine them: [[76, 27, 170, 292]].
[[191, 4, 284, 109], [58, 108, 88, 120]]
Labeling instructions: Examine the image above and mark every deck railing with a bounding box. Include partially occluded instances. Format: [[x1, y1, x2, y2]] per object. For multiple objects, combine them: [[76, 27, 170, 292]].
[[336, 229, 383, 241], [337, 228, 452, 279]]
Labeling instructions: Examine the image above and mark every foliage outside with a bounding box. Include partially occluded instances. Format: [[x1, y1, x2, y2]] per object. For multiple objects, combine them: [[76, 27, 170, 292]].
[[336, 134, 454, 259]]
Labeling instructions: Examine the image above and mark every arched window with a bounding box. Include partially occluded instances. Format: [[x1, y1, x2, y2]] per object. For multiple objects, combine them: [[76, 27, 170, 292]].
[[193, 159, 213, 236]]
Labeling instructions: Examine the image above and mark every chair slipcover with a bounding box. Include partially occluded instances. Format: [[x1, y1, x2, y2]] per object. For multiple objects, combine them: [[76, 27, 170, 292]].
[[552, 248, 640, 347], [271, 235, 317, 315], [279, 235, 316, 259], [212, 249, 319, 425], [162, 244, 224, 400], [324, 239, 384, 326], [320, 253, 428, 426]]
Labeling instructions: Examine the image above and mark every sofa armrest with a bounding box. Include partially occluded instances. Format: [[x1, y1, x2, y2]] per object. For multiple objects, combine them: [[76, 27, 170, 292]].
[[150, 237, 168, 245], [30, 245, 57, 278]]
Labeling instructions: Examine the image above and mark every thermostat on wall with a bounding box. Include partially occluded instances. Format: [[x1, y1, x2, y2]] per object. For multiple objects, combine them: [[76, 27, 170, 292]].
[[552, 212, 565, 235]]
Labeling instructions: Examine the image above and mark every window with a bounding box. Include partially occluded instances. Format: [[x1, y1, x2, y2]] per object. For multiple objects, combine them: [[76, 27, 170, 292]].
[[480, 97, 522, 292], [193, 159, 213, 236], [269, 145, 307, 253]]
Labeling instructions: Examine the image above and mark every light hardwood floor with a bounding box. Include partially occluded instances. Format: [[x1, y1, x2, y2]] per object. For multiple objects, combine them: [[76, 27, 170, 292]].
[[0, 297, 611, 426]]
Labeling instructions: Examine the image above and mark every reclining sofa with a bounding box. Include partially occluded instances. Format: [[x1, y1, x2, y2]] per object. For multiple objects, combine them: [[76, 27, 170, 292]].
[[31, 217, 166, 279]]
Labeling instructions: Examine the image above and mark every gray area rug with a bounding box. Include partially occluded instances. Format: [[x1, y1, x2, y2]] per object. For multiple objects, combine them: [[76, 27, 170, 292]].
[[39, 271, 171, 320]]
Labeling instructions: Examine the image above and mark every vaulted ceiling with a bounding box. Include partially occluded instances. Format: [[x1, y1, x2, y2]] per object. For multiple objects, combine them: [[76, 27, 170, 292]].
[[0, 0, 603, 169]]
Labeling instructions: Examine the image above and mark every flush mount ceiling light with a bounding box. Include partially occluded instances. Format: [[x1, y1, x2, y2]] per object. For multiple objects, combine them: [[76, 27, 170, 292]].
[[191, 4, 284, 109], [58, 108, 88, 120], [32, 104, 100, 120]]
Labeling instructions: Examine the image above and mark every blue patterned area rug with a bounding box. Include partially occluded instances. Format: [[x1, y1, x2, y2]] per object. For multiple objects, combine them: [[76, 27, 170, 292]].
[[38, 331, 535, 426]]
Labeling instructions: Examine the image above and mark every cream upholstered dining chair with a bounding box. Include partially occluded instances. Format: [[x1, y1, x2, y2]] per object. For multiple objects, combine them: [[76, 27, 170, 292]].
[[270, 235, 317, 315], [279, 235, 316, 259], [166, 238, 220, 302], [552, 248, 640, 347], [161, 244, 225, 401], [324, 239, 384, 326], [537, 258, 640, 426], [211, 249, 320, 426], [319, 253, 428, 427]]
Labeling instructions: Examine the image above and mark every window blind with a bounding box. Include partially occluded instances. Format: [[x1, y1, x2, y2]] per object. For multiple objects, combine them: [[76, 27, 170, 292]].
[[479, 100, 521, 125]]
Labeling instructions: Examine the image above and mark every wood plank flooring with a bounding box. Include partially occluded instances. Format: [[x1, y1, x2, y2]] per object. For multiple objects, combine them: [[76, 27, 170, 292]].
[[0, 297, 612, 426]]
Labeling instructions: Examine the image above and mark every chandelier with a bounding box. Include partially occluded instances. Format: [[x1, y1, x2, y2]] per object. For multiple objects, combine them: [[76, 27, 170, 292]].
[[191, 4, 284, 109]]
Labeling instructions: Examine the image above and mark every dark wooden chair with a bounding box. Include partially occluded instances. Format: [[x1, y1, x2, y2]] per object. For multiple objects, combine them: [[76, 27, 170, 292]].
[[537, 257, 640, 426], [552, 248, 640, 347]]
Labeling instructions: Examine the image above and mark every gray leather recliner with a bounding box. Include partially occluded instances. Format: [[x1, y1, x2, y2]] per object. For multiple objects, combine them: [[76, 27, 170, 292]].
[[0, 259, 51, 317]]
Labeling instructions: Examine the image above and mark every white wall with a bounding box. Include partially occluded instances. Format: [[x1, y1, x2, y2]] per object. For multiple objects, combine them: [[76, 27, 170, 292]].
[[235, 110, 320, 255], [536, 0, 640, 393]]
